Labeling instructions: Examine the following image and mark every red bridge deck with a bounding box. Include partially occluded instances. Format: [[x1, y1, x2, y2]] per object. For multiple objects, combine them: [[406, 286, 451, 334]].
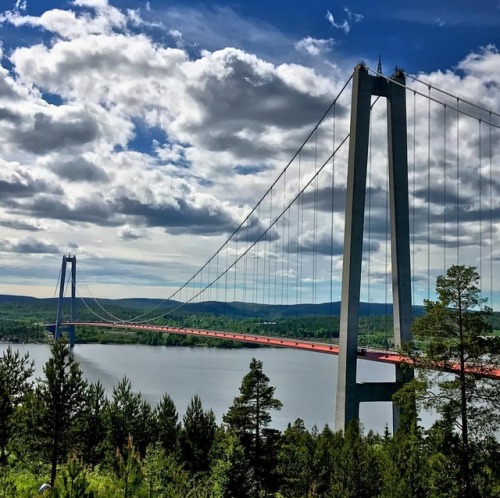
[[61, 321, 500, 380]]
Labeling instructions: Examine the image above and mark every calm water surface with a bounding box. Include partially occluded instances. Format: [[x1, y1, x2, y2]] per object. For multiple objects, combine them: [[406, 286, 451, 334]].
[[1, 343, 398, 433]]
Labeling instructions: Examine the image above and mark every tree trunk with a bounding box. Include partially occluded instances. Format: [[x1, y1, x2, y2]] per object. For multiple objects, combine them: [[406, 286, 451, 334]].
[[50, 426, 59, 488]]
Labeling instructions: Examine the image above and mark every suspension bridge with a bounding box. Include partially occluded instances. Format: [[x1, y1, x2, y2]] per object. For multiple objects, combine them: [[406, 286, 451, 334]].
[[49, 63, 500, 431]]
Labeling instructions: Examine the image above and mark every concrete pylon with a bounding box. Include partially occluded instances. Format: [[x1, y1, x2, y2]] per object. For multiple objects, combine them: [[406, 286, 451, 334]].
[[335, 64, 413, 433], [55, 254, 77, 347]]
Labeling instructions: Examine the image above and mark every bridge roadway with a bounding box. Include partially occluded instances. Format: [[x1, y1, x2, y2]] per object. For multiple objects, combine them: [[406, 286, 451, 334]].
[[60, 321, 500, 380]]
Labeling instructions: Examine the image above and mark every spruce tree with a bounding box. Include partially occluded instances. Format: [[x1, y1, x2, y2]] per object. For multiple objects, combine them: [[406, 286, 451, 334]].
[[79, 381, 108, 468], [276, 419, 315, 497], [155, 393, 180, 455], [0, 347, 34, 463], [181, 394, 216, 474]]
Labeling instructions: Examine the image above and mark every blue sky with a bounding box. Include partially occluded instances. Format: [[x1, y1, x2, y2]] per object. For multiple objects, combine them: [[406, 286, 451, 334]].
[[0, 0, 499, 304]]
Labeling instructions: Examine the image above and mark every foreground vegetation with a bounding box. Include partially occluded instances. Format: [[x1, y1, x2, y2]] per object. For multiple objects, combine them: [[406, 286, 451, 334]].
[[0, 346, 499, 496], [0, 265, 499, 496]]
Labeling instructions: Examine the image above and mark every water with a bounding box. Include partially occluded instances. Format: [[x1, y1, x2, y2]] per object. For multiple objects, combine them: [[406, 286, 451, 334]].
[[0, 343, 398, 433]]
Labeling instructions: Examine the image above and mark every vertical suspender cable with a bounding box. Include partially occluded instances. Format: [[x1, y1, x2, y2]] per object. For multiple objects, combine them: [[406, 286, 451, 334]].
[[456, 98, 460, 265], [313, 128, 318, 307], [224, 242, 228, 315], [254, 206, 259, 310], [330, 104, 336, 313], [281, 171, 287, 307], [286, 173, 292, 307], [273, 187, 278, 308], [296, 152, 302, 311], [412, 92, 416, 305], [299, 151, 304, 309], [233, 233, 238, 313], [444, 105, 447, 273], [367, 104, 372, 310], [216, 251, 220, 304], [268, 187, 273, 311], [489, 112, 493, 307], [478, 119, 483, 295], [263, 196, 269, 310], [385, 149, 389, 336], [427, 86, 431, 300], [243, 216, 249, 306]]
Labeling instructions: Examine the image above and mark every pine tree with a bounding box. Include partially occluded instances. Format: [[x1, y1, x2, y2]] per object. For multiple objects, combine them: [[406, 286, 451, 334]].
[[54, 454, 95, 498], [116, 436, 143, 498], [223, 357, 282, 493], [34, 339, 88, 487], [409, 265, 500, 497]]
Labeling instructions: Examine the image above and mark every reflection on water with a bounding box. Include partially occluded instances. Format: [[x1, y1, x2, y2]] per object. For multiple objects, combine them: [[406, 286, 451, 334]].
[[1, 343, 397, 433]]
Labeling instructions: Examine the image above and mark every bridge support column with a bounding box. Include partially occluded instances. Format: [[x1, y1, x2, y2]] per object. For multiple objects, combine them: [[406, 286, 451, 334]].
[[335, 64, 413, 433], [55, 255, 77, 347]]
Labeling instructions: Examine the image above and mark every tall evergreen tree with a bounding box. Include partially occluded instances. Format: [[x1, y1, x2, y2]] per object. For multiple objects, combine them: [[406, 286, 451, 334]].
[[34, 339, 88, 487], [0, 347, 34, 463], [155, 393, 180, 455], [79, 381, 108, 468], [276, 419, 315, 498], [331, 420, 382, 498], [379, 392, 430, 498], [105, 377, 156, 459], [223, 358, 282, 494], [210, 430, 254, 498], [115, 436, 143, 498], [180, 395, 216, 474], [311, 425, 343, 496], [409, 265, 500, 497]]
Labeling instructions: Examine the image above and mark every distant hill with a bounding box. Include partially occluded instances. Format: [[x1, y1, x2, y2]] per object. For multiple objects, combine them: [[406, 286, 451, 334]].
[[0, 294, 425, 319]]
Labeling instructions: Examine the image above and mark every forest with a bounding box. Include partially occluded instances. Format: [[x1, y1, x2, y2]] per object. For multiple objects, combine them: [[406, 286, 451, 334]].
[[0, 340, 498, 498], [0, 266, 499, 497]]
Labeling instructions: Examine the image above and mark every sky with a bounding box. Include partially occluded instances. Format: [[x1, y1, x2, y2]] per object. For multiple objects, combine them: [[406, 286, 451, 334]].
[[0, 0, 500, 305]]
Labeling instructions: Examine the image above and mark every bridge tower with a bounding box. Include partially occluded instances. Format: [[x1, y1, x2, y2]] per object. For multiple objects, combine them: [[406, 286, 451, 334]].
[[55, 254, 77, 348], [335, 64, 413, 432]]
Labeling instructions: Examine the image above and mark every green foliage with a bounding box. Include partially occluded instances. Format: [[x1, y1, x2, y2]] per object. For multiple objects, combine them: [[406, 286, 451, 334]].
[[79, 381, 108, 468], [276, 419, 315, 498], [0, 347, 34, 463], [155, 393, 180, 456], [1, 327, 499, 497], [115, 437, 143, 498], [105, 377, 156, 460], [181, 395, 216, 474], [408, 265, 500, 497], [0, 465, 17, 497], [30, 339, 88, 487], [378, 400, 430, 498], [210, 430, 254, 498], [330, 421, 382, 498], [223, 358, 282, 495], [54, 455, 95, 498]]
